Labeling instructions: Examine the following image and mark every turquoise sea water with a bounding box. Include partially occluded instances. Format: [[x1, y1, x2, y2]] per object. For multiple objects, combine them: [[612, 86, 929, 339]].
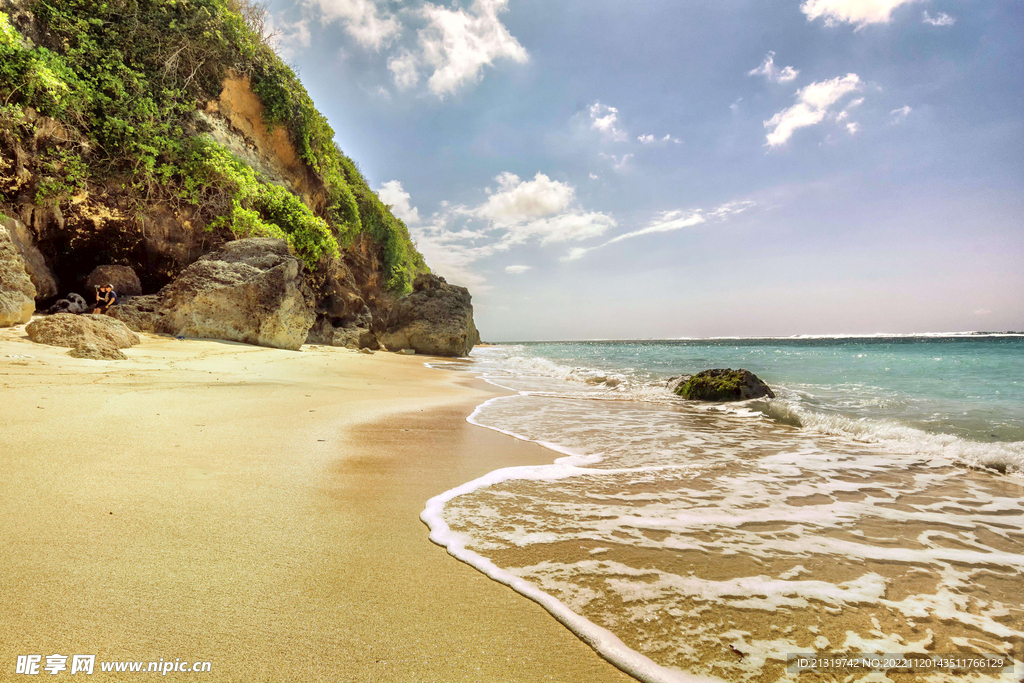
[[495, 336, 1024, 444], [424, 336, 1024, 682]]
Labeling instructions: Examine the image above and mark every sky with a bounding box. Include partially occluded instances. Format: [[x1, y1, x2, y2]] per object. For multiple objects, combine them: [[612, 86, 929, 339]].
[[261, 0, 1023, 340]]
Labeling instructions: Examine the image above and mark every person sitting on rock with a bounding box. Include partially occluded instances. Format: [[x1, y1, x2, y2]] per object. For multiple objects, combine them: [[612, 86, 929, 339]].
[[92, 284, 118, 315]]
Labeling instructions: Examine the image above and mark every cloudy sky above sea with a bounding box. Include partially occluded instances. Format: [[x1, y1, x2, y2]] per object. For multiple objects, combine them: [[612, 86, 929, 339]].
[[263, 0, 1022, 340]]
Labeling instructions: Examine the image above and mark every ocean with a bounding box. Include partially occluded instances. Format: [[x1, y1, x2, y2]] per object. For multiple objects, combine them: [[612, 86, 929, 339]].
[[422, 336, 1024, 683]]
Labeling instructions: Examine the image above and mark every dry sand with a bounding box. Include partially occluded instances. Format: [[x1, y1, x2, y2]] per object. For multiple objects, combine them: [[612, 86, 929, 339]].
[[0, 322, 636, 683]]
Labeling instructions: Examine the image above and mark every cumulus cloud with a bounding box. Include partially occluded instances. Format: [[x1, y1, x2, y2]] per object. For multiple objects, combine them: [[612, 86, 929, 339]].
[[922, 10, 955, 26], [409, 171, 616, 285], [306, 0, 400, 49], [890, 105, 912, 123], [846, 121, 861, 134], [764, 73, 863, 147], [505, 265, 531, 274], [801, 0, 920, 28], [417, 0, 528, 96], [588, 102, 628, 142], [377, 180, 420, 224], [562, 200, 754, 261], [475, 172, 575, 227], [748, 52, 800, 83], [388, 49, 420, 89]]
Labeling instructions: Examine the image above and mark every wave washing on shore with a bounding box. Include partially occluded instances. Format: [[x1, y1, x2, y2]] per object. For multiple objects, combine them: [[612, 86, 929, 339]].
[[423, 338, 1024, 682]]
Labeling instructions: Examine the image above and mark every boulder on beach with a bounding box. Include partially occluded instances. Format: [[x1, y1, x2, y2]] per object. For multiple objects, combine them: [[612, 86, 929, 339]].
[[111, 238, 315, 351], [380, 273, 479, 357], [85, 265, 143, 297], [25, 312, 140, 360], [1, 214, 57, 300], [0, 224, 36, 326], [674, 368, 775, 402]]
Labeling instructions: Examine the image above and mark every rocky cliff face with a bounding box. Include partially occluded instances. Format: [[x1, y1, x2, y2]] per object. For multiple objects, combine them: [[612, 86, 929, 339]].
[[0, 1, 478, 351]]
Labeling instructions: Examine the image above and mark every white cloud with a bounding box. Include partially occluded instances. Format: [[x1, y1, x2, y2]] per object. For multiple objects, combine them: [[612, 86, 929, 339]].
[[472, 172, 615, 245], [377, 180, 420, 224], [265, 15, 312, 59], [764, 73, 863, 147], [562, 200, 754, 261], [748, 52, 800, 83], [475, 172, 575, 227], [589, 173, 600, 180], [306, 0, 400, 49], [505, 211, 616, 245], [410, 171, 615, 286], [890, 105, 912, 123], [588, 102, 628, 142], [801, 0, 920, 28], [846, 121, 861, 134], [638, 133, 682, 144], [505, 265, 531, 274], [418, 0, 528, 96], [388, 50, 420, 89], [922, 10, 955, 26], [599, 152, 634, 170], [974, 308, 993, 316]]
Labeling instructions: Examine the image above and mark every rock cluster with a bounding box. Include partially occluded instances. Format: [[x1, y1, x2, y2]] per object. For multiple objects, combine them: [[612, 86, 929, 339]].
[[25, 313, 140, 360], [380, 274, 479, 357], [111, 238, 315, 350], [674, 368, 775, 402]]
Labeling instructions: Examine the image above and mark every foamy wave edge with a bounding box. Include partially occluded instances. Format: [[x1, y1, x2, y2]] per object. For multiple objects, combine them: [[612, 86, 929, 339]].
[[420, 396, 722, 683], [740, 398, 1024, 475]]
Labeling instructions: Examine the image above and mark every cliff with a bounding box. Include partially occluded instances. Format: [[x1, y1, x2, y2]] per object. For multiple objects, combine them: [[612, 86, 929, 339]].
[[0, 0, 476, 354]]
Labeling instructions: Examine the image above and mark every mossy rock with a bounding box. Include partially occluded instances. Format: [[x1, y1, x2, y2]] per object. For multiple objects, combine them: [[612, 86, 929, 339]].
[[674, 368, 775, 402]]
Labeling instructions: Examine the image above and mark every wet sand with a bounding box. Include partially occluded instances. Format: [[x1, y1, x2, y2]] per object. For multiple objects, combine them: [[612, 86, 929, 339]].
[[0, 323, 636, 682]]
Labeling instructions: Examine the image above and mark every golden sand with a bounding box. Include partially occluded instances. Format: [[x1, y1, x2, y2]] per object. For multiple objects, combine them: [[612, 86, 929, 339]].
[[0, 323, 635, 682]]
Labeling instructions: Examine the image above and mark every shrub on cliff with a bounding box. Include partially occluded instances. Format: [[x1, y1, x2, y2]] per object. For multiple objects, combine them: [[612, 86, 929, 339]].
[[0, 0, 426, 291]]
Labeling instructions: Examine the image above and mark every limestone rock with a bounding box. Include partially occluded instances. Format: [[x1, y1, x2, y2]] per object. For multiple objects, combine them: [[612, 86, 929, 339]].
[[674, 369, 775, 402], [112, 238, 314, 350], [107, 294, 161, 332], [85, 265, 142, 297], [26, 313, 139, 350], [0, 224, 36, 326], [1, 214, 57, 300], [69, 342, 128, 360], [380, 274, 479, 357]]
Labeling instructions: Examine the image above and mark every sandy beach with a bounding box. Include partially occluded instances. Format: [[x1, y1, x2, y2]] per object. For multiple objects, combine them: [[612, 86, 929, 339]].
[[0, 323, 636, 683]]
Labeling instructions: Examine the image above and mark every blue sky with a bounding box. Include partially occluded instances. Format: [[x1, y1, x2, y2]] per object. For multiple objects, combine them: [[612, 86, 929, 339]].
[[262, 0, 1023, 340]]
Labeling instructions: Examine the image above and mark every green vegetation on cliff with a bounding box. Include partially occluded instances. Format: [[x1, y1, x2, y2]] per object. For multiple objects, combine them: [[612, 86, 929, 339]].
[[0, 0, 426, 290]]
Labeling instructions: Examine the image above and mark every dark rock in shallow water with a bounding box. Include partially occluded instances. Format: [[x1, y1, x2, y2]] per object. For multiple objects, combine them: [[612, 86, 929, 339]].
[[380, 273, 479, 357], [675, 368, 775, 402]]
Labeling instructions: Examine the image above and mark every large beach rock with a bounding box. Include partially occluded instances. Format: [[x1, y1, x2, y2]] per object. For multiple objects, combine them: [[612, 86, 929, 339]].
[[110, 238, 315, 350], [26, 313, 139, 360], [380, 274, 479, 357], [674, 368, 775, 402], [85, 265, 143, 297], [0, 224, 36, 326], [1, 214, 57, 300]]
